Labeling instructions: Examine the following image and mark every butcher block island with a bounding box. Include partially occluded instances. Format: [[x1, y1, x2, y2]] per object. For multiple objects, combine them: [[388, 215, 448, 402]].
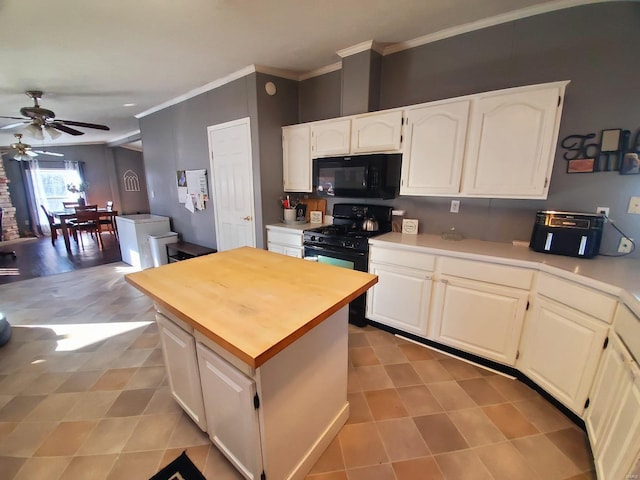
[[125, 247, 377, 480]]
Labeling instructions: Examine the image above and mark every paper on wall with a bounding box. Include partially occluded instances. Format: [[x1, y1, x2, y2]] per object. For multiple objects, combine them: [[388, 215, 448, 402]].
[[184, 195, 195, 213]]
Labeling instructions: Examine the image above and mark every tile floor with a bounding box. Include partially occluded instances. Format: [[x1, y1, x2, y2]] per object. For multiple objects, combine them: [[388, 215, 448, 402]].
[[0, 263, 596, 479]]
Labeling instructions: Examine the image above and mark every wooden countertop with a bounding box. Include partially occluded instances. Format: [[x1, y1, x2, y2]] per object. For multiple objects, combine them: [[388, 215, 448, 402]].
[[125, 247, 377, 368]]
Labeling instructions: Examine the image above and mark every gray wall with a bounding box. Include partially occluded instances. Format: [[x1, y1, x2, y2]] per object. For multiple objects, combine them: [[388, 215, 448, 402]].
[[113, 147, 149, 214], [139, 72, 299, 249], [4, 144, 129, 235], [299, 1, 640, 258]]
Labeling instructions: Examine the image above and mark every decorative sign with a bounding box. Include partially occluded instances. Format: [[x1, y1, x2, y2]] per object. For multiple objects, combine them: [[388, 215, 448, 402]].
[[561, 128, 640, 174], [310, 211, 323, 223], [402, 219, 418, 234]]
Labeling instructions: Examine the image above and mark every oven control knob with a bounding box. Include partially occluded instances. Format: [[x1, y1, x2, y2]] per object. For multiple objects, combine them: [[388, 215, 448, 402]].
[[319, 237, 324, 242], [310, 235, 316, 242], [344, 240, 352, 248]]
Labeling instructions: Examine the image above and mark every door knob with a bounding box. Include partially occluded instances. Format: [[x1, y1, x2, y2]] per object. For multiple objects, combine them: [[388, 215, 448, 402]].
[[243, 215, 252, 221]]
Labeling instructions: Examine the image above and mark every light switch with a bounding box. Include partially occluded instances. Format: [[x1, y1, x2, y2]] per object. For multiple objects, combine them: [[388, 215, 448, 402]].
[[450, 200, 460, 213], [628, 196, 640, 214]]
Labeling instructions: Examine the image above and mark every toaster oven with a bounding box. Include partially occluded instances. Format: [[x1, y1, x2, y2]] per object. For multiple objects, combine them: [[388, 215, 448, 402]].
[[529, 211, 605, 258]]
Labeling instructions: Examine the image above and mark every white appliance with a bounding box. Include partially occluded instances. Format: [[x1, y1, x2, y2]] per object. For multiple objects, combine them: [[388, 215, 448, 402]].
[[148, 231, 179, 267], [116, 214, 171, 269]]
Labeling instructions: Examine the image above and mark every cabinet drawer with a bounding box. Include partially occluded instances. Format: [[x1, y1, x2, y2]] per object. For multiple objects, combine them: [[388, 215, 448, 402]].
[[266, 230, 303, 247], [439, 256, 533, 290], [369, 246, 435, 271], [537, 273, 617, 323]]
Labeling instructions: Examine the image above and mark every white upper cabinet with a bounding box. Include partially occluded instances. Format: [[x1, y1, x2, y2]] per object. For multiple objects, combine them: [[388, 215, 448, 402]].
[[311, 119, 351, 157], [401, 100, 470, 196], [461, 82, 568, 198], [351, 110, 403, 153], [282, 124, 312, 192]]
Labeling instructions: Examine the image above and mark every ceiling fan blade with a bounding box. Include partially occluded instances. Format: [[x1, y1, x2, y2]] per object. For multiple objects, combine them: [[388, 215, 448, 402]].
[[51, 124, 84, 136], [26, 150, 38, 157], [1, 121, 29, 130], [56, 119, 110, 131], [0, 115, 28, 120], [33, 150, 64, 157]]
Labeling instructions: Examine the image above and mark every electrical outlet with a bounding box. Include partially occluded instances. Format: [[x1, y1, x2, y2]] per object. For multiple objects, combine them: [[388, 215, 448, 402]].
[[596, 206, 609, 217], [628, 196, 640, 215], [618, 237, 634, 254], [450, 200, 460, 213]]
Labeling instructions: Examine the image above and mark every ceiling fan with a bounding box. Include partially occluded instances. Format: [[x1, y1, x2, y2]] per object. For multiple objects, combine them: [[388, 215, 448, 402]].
[[0, 90, 110, 139], [7, 133, 64, 161]]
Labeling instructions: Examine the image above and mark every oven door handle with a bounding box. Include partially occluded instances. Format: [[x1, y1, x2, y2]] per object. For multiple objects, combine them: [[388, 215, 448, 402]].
[[303, 244, 367, 258]]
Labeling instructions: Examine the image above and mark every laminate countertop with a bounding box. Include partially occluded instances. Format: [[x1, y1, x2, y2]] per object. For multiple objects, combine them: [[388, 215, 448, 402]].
[[370, 232, 640, 315], [125, 246, 377, 368]]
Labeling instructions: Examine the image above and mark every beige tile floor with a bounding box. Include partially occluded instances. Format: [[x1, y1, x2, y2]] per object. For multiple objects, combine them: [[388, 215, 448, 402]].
[[0, 263, 596, 479]]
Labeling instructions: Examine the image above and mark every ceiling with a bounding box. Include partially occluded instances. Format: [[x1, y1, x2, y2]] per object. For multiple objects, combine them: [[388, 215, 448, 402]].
[[0, 0, 590, 150]]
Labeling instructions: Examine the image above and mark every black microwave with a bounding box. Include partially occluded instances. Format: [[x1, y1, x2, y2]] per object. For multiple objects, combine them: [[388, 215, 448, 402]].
[[313, 153, 401, 199]]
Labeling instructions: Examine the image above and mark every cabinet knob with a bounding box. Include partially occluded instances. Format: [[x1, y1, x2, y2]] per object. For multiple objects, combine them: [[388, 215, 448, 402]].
[[243, 216, 252, 221]]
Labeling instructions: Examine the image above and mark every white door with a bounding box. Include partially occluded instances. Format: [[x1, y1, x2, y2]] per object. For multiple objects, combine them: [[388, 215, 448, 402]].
[[208, 118, 256, 251], [401, 101, 470, 195], [156, 314, 207, 431], [197, 342, 263, 480]]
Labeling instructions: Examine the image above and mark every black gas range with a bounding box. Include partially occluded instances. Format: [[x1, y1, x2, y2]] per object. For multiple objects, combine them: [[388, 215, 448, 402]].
[[303, 203, 393, 326]]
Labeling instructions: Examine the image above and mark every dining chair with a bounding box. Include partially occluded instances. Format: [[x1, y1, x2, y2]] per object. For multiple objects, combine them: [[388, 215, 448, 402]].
[[99, 201, 117, 238], [0, 208, 16, 259], [40, 205, 64, 246], [75, 204, 98, 211], [62, 201, 80, 209], [70, 209, 102, 249]]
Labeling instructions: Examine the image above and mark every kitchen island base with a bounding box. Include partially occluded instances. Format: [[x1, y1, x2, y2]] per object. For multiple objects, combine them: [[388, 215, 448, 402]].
[[159, 304, 350, 480]]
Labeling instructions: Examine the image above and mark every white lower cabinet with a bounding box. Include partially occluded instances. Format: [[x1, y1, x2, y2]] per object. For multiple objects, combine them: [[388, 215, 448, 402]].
[[428, 257, 532, 365], [367, 245, 435, 336], [367, 263, 432, 336], [266, 225, 303, 258], [196, 343, 263, 480], [429, 275, 528, 365], [517, 295, 608, 415], [156, 313, 207, 431], [586, 304, 640, 480]]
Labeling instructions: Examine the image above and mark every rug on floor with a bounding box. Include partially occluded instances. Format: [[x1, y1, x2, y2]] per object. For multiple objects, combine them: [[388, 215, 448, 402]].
[[149, 451, 207, 480]]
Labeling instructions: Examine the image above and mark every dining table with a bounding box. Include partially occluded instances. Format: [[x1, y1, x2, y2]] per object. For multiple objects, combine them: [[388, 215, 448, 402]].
[[52, 208, 119, 252]]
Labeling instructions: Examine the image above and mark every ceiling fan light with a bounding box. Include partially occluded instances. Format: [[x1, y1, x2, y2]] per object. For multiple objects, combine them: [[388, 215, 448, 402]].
[[25, 123, 44, 140], [13, 152, 30, 161], [45, 126, 62, 139]]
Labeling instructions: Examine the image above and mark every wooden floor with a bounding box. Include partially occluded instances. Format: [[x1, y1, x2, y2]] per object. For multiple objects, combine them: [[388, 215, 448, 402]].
[[0, 232, 122, 285]]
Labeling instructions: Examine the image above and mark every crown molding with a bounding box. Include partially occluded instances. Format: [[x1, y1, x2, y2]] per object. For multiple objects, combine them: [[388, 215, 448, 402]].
[[336, 40, 384, 58], [107, 130, 142, 148], [254, 65, 300, 81], [299, 62, 342, 81], [383, 0, 610, 56], [136, 65, 258, 118]]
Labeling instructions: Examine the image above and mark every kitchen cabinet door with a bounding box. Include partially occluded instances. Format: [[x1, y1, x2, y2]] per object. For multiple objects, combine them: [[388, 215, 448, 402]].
[[517, 296, 608, 415], [367, 262, 432, 336], [311, 119, 351, 157], [429, 275, 528, 365], [461, 82, 567, 198], [400, 101, 469, 196], [197, 342, 263, 480], [156, 314, 207, 431], [266, 226, 304, 258], [586, 334, 631, 456], [351, 110, 403, 153], [282, 124, 312, 192], [595, 357, 640, 480]]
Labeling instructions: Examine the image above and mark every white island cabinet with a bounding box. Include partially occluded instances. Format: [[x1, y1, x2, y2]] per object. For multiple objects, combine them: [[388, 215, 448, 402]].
[[126, 248, 376, 480]]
